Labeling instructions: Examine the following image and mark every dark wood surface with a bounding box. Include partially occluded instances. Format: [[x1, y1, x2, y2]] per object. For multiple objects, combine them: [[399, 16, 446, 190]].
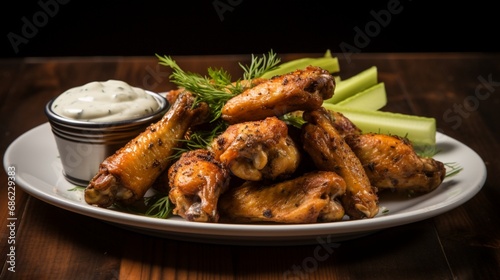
[[1, 53, 499, 279]]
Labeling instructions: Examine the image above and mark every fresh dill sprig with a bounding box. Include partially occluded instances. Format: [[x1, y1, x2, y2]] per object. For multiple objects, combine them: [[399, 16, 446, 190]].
[[157, 51, 281, 122], [186, 120, 228, 149], [445, 162, 463, 178], [413, 147, 463, 178], [207, 67, 233, 85], [156, 51, 283, 156], [144, 194, 173, 219], [69, 185, 170, 219], [67, 186, 85, 191], [157, 54, 238, 121], [415, 144, 439, 158], [280, 112, 306, 128], [240, 50, 281, 80], [169, 120, 228, 161], [110, 192, 173, 219]]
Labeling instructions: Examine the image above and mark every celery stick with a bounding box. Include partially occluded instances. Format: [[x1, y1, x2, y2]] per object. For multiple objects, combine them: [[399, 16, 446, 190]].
[[335, 82, 387, 111], [325, 66, 378, 104], [322, 103, 436, 147], [261, 55, 340, 78]]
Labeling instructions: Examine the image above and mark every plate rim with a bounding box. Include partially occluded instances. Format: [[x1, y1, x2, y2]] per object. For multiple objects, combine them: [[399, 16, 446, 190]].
[[3, 122, 487, 244]]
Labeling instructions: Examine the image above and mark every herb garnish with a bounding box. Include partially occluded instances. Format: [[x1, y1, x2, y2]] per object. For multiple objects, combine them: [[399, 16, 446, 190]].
[[156, 50, 280, 122], [240, 50, 281, 80], [143, 194, 173, 219], [444, 162, 463, 178], [157, 54, 235, 121], [156, 51, 280, 159], [135, 52, 281, 219]]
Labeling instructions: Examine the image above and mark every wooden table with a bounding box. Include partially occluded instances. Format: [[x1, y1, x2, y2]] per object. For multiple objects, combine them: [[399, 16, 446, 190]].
[[1, 53, 499, 279]]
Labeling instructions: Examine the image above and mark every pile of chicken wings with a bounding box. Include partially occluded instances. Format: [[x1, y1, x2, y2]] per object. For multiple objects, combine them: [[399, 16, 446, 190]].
[[85, 66, 446, 224]]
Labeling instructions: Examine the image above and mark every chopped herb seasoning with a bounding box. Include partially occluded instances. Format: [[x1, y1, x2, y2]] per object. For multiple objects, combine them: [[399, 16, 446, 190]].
[[51, 80, 161, 122]]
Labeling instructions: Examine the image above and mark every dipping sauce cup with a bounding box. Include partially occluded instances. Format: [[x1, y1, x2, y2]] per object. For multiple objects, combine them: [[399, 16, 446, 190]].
[[45, 80, 169, 186]]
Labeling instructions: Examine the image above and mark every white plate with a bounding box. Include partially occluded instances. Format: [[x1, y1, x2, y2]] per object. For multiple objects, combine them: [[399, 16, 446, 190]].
[[4, 123, 487, 245]]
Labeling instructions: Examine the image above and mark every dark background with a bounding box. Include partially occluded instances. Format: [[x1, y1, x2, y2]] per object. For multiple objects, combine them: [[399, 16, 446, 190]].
[[1, 0, 498, 58]]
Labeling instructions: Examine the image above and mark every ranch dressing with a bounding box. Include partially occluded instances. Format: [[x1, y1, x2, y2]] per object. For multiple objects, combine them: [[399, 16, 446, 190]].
[[51, 80, 161, 122]]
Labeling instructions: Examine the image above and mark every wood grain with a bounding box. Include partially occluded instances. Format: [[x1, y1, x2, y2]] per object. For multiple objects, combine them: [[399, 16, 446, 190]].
[[1, 53, 499, 280]]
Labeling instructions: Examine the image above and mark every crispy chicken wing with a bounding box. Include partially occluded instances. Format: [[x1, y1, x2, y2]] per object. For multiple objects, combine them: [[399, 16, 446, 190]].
[[168, 149, 231, 222], [221, 66, 335, 124], [219, 171, 346, 223], [325, 108, 446, 193], [301, 107, 379, 219], [211, 116, 300, 181], [328, 110, 362, 137], [85, 92, 210, 207], [345, 133, 446, 193]]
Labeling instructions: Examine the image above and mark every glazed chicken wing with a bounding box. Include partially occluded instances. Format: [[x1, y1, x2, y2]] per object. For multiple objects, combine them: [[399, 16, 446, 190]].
[[168, 149, 231, 222], [301, 107, 379, 219], [219, 171, 346, 223], [221, 66, 335, 124], [85, 91, 210, 207], [211, 116, 300, 181], [345, 133, 446, 193]]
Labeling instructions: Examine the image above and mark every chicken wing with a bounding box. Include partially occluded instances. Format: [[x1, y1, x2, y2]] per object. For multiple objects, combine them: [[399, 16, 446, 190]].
[[168, 149, 231, 222], [328, 110, 362, 137], [85, 91, 210, 207], [345, 133, 446, 193], [219, 171, 346, 224], [221, 66, 335, 124], [301, 107, 379, 219], [211, 116, 300, 181]]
